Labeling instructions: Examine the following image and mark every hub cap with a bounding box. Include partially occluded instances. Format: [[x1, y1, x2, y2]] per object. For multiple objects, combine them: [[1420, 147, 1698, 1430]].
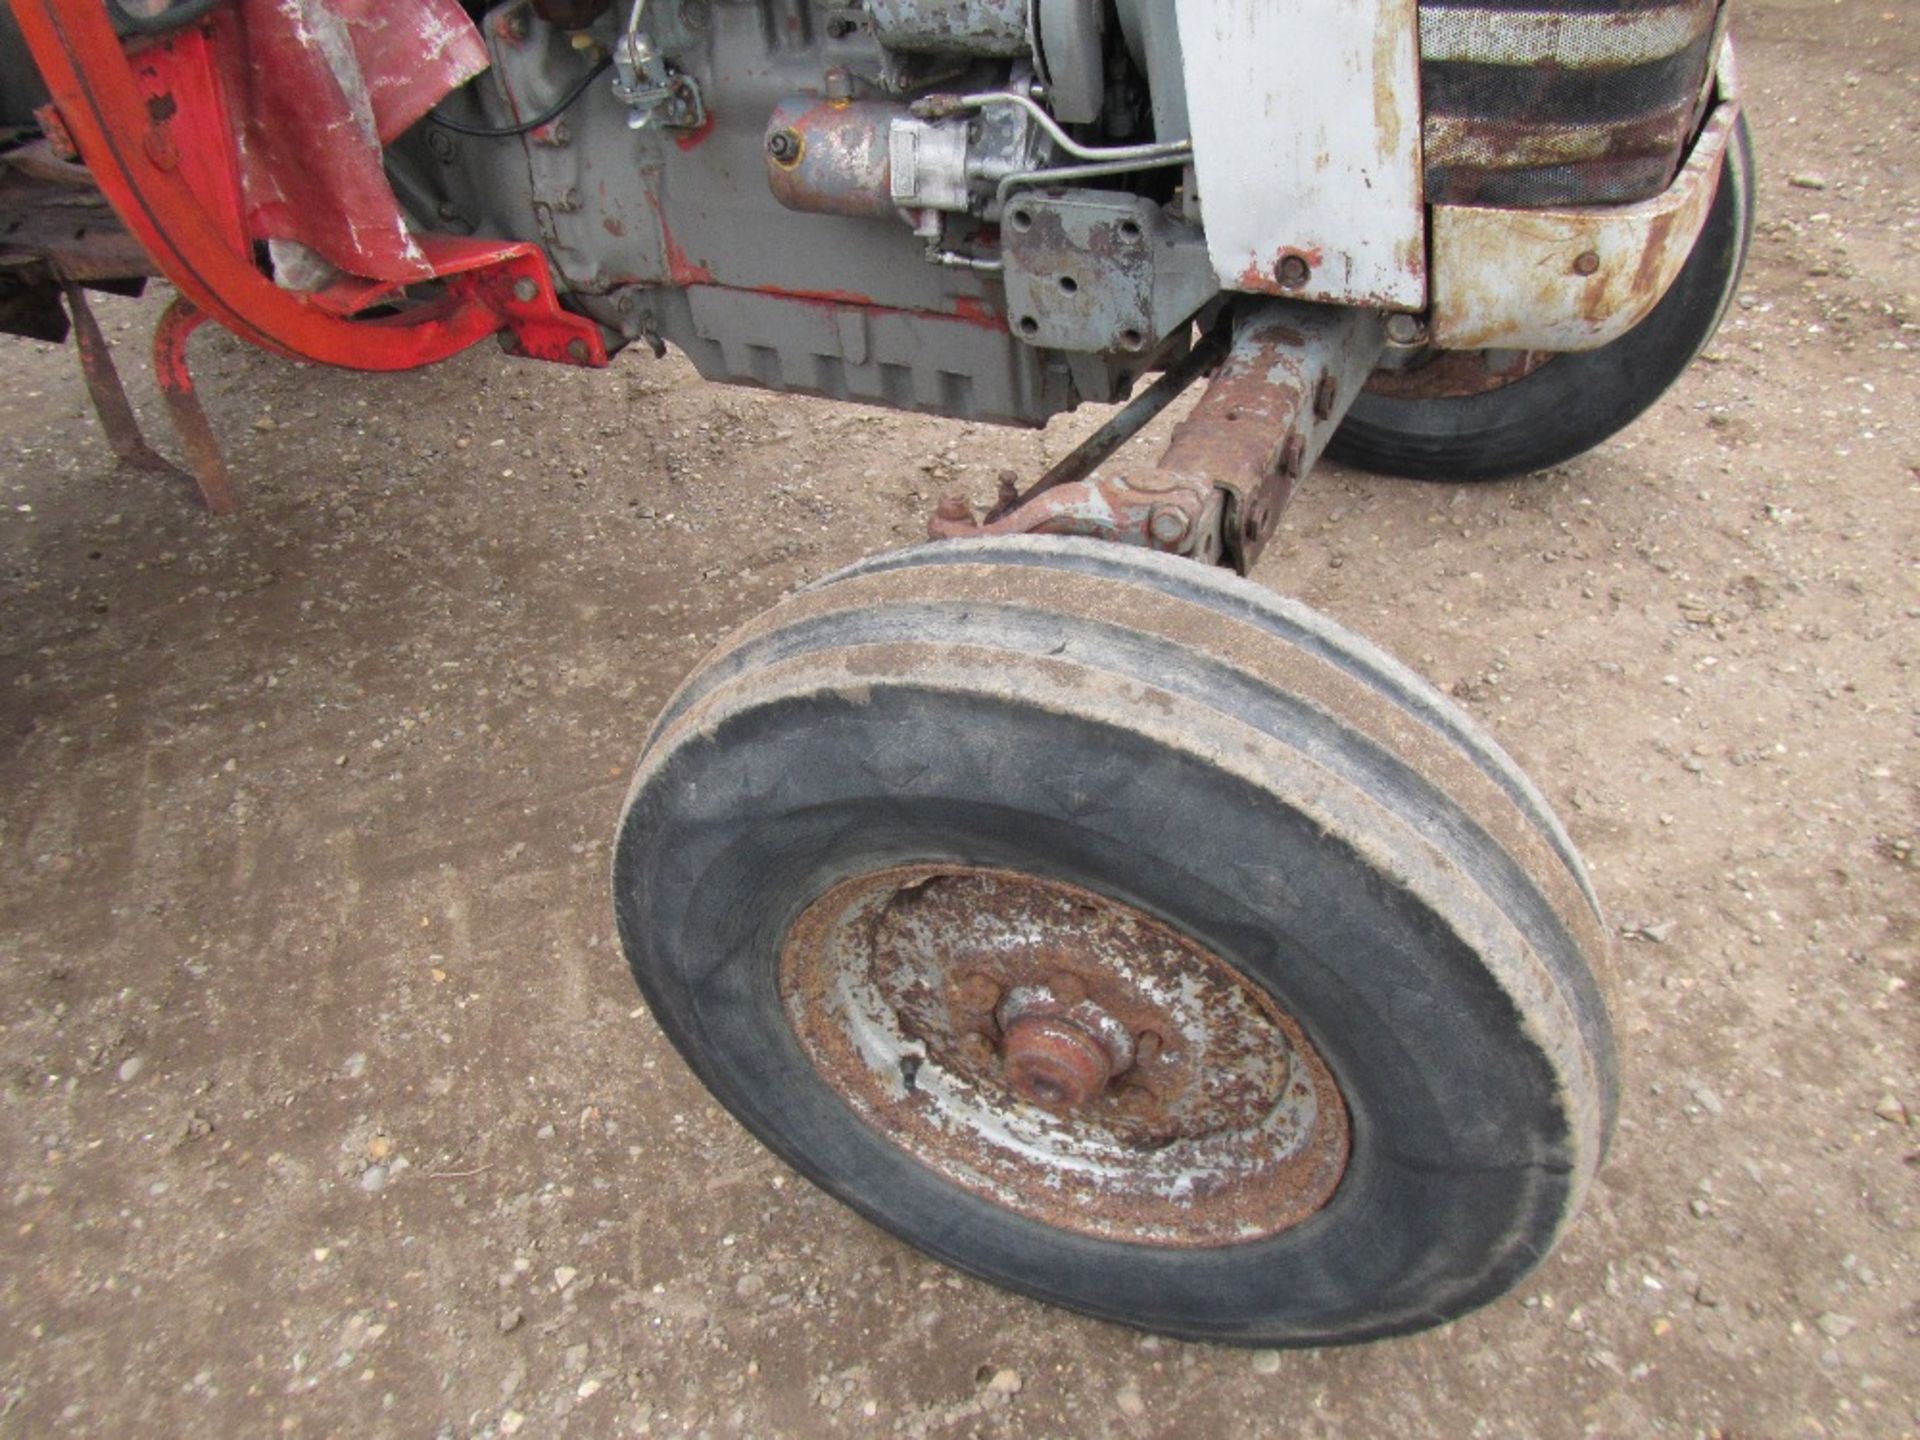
[[778, 866, 1349, 1246]]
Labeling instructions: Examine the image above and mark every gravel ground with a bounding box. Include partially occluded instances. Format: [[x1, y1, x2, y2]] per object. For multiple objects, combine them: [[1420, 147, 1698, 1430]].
[[0, 1, 1914, 1435]]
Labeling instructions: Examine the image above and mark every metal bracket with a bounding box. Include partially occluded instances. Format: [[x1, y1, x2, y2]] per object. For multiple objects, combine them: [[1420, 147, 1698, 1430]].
[[1001, 190, 1216, 356], [63, 284, 236, 513]]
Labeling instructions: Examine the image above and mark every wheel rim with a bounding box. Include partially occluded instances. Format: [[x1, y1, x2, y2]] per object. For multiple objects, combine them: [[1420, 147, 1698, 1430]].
[[778, 864, 1350, 1246]]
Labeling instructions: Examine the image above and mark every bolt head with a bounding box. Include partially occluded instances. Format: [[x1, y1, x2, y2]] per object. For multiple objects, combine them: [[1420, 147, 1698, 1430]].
[[1384, 313, 1425, 346], [953, 971, 1002, 1012], [511, 276, 540, 305], [1313, 374, 1338, 420], [1573, 250, 1602, 276], [1147, 504, 1190, 546], [1275, 254, 1311, 289], [767, 129, 802, 165], [1280, 432, 1307, 478]]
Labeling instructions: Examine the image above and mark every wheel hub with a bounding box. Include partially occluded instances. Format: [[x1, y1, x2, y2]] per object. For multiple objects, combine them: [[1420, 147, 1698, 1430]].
[[1001, 1013, 1116, 1109], [779, 865, 1350, 1246]]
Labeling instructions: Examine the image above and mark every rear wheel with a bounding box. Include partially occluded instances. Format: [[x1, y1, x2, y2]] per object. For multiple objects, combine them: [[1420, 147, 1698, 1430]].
[[1328, 113, 1755, 482], [612, 537, 1617, 1344]]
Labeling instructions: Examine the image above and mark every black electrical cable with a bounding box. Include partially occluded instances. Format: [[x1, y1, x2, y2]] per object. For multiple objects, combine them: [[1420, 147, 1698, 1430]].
[[427, 56, 613, 139]]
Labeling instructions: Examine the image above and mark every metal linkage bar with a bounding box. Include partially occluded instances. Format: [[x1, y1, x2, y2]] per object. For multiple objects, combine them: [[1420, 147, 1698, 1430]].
[[926, 301, 1386, 574], [1156, 302, 1384, 572]]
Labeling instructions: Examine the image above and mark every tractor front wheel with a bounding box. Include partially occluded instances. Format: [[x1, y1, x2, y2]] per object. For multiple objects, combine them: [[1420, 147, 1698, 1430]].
[[613, 537, 1617, 1344]]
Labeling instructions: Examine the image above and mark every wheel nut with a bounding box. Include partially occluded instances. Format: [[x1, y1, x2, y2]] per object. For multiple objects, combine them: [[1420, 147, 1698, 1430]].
[[1001, 1015, 1113, 1110]]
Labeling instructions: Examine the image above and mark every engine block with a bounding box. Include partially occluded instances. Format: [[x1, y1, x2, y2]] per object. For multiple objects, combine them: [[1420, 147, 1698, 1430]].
[[383, 0, 1722, 425]]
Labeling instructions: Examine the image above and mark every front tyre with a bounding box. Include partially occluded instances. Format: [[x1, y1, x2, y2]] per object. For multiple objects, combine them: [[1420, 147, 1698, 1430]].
[[613, 537, 1617, 1344]]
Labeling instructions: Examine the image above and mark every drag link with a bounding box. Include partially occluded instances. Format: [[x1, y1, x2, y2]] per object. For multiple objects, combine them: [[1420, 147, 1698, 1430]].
[[928, 302, 1385, 572]]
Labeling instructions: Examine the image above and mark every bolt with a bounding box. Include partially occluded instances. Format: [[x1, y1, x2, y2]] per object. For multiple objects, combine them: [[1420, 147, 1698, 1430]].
[[1275, 254, 1311, 289], [1278, 431, 1306, 478], [511, 276, 540, 305], [1001, 1015, 1114, 1110], [994, 471, 1021, 513], [824, 67, 855, 104], [1134, 1029, 1163, 1065], [1148, 504, 1190, 547], [1385, 313, 1425, 346], [767, 128, 802, 165], [566, 337, 592, 364], [1573, 250, 1601, 276], [1243, 498, 1269, 540], [1313, 374, 1338, 420]]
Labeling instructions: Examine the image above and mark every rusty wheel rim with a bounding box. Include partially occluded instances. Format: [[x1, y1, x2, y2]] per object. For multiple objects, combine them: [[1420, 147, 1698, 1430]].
[[779, 865, 1349, 1247]]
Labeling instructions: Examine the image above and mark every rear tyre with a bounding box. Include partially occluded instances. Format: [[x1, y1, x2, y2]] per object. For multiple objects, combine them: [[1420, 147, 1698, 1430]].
[[613, 537, 1617, 1344], [1328, 113, 1755, 482]]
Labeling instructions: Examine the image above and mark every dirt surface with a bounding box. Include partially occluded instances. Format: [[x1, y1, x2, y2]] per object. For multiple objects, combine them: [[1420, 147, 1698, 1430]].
[[1, 4, 1914, 1435]]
